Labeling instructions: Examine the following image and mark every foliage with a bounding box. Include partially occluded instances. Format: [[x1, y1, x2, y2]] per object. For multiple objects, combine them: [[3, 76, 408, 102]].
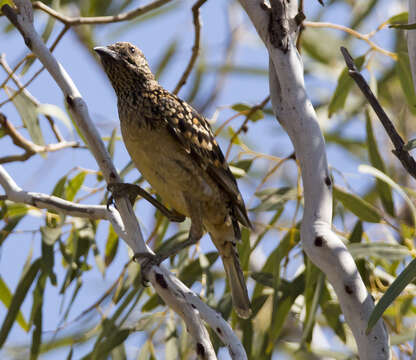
[[0, 0, 416, 358]]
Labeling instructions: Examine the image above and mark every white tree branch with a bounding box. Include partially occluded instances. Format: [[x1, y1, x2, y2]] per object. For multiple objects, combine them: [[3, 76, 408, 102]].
[[0, 164, 108, 219], [237, 1, 390, 359], [408, 0, 416, 93], [2, 1, 247, 358]]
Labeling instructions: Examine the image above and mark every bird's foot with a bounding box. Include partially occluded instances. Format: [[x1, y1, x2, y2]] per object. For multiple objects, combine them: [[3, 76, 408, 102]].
[[133, 252, 165, 286], [107, 182, 185, 222]]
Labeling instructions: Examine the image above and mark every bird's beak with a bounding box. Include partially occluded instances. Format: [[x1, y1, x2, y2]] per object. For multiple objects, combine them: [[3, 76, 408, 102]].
[[94, 46, 119, 60]]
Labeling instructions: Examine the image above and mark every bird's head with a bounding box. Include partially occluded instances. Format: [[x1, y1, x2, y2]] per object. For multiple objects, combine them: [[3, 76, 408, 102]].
[[94, 42, 155, 93]]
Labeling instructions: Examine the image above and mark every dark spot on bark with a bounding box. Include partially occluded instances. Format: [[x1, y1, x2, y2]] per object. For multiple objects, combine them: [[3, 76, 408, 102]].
[[66, 95, 74, 107], [325, 176, 332, 187], [345, 285, 353, 294], [216, 327, 222, 335], [110, 172, 116, 180], [155, 273, 168, 289], [314, 236, 323, 247], [295, 11, 306, 25], [260, 2, 269, 11], [24, 37, 32, 49], [196, 343, 205, 357]]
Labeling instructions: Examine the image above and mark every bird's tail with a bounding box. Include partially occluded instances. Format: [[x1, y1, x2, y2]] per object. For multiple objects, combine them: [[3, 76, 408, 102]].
[[209, 226, 251, 319], [222, 248, 252, 319]]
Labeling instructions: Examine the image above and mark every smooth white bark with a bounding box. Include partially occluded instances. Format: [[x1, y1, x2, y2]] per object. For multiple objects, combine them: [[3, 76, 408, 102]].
[[0, 165, 108, 219], [238, 1, 390, 358], [3, 1, 247, 358]]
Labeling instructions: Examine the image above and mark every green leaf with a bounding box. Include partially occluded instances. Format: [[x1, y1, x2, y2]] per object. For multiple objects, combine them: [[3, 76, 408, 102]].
[[7, 86, 45, 146], [104, 224, 119, 267], [66, 172, 86, 202], [403, 138, 416, 151], [0, 276, 29, 332], [349, 220, 363, 243], [0, 258, 42, 348], [251, 272, 273, 288], [301, 268, 324, 347], [229, 159, 253, 178], [93, 329, 131, 358], [365, 111, 395, 216], [359, 165, 416, 226], [395, 52, 416, 115], [367, 257, 416, 334], [52, 175, 67, 198], [320, 284, 346, 342], [30, 273, 46, 360], [231, 103, 263, 121], [390, 23, 416, 29], [387, 12, 408, 24], [180, 252, 218, 288], [106, 127, 117, 159], [333, 186, 382, 223], [41, 226, 60, 285], [227, 127, 241, 145], [251, 187, 297, 212], [328, 55, 365, 117], [266, 274, 305, 353], [142, 294, 164, 312], [0, 213, 26, 247], [348, 242, 411, 261]]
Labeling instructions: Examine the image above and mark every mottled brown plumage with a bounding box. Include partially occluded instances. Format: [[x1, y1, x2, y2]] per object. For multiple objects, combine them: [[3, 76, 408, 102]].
[[95, 42, 251, 318]]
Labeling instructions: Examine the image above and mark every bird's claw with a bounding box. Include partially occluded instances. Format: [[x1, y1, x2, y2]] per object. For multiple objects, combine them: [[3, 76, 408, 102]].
[[133, 252, 164, 286]]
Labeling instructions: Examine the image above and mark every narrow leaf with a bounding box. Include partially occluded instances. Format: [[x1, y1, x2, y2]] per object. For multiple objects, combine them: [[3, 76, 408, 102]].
[[105, 225, 119, 267], [359, 165, 416, 226], [365, 111, 395, 216], [367, 258, 416, 334], [395, 52, 416, 115], [328, 55, 365, 117], [333, 186, 382, 223], [66, 172, 86, 202], [0, 258, 42, 347], [7, 86, 45, 146], [0, 276, 29, 331]]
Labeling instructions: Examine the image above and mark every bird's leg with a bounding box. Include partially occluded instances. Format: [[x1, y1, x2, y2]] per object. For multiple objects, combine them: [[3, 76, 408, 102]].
[[133, 195, 203, 265], [107, 182, 186, 222]]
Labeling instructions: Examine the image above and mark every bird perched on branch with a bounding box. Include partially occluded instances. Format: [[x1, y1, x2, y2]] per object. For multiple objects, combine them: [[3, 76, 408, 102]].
[[95, 42, 252, 318]]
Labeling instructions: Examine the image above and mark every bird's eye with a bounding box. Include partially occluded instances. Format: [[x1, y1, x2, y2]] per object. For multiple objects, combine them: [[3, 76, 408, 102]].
[[129, 47, 135, 54]]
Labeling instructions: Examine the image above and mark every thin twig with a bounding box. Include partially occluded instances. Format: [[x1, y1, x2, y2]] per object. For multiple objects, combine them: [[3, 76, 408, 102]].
[[173, 0, 207, 95], [32, 0, 173, 25], [0, 113, 80, 164], [0, 54, 64, 141], [0, 164, 108, 219], [0, 24, 70, 108], [0, 54, 31, 90], [305, 21, 397, 60], [340, 46, 416, 180], [199, 10, 239, 112], [225, 95, 270, 158]]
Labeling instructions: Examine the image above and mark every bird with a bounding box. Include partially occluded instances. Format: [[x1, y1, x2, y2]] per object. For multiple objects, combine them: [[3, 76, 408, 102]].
[[94, 41, 252, 319]]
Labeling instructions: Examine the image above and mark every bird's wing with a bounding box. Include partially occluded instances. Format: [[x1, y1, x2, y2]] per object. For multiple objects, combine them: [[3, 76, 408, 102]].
[[155, 90, 251, 229]]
